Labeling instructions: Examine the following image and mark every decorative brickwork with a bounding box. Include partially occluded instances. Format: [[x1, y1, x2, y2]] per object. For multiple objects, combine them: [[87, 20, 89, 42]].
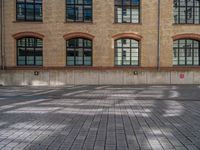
[[63, 32, 95, 40], [12, 32, 45, 39], [172, 33, 200, 41], [112, 33, 143, 41]]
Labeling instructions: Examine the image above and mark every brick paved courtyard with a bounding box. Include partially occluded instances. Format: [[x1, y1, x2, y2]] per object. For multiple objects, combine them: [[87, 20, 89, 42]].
[[0, 85, 200, 150]]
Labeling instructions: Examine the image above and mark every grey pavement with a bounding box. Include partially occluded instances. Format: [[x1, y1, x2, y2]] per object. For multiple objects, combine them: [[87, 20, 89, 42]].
[[0, 85, 200, 150]]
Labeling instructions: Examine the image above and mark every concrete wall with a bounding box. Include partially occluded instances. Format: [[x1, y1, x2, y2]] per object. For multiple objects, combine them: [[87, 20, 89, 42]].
[[0, 70, 200, 86]]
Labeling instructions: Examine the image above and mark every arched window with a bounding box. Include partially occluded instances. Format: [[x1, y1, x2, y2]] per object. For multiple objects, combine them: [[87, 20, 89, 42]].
[[66, 38, 92, 66], [115, 0, 140, 23], [66, 0, 92, 22], [17, 37, 43, 66], [174, 0, 200, 24], [173, 39, 200, 66], [115, 38, 139, 66], [16, 0, 42, 21]]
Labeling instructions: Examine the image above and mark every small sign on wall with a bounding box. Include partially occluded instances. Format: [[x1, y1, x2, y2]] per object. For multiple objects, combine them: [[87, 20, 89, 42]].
[[133, 71, 139, 75], [34, 71, 39, 76], [179, 73, 185, 79]]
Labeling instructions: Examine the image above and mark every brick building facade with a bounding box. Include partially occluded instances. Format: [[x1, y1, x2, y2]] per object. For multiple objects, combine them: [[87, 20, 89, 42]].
[[0, 0, 200, 85]]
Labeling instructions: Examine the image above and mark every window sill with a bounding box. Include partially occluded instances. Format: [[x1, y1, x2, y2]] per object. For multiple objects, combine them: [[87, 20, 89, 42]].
[[114, 65, 140, 67], [64, 21, 93, 24], [173, 23, 200, 26], [13, 21, 43, 24], [113, 22, 142, 25]]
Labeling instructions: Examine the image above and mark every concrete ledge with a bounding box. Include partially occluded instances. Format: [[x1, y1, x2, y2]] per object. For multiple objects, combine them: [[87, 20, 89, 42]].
[[0, 70, 200, 86]]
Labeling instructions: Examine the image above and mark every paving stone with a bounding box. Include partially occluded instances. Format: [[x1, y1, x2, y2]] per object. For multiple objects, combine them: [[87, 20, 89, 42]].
[[0, 85, 200, 150]]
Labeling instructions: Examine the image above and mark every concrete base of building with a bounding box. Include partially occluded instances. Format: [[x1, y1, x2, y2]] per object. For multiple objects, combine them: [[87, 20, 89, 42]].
[[0, 69, 200, 86]]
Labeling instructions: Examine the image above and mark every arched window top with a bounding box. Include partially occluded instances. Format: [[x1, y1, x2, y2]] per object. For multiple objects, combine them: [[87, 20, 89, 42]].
[[13, 32, 44, 40], [172, 33, 200, 41], [63, 32, 94, 41], [174, 0, 200, 24], [112, 33, 142, 41]]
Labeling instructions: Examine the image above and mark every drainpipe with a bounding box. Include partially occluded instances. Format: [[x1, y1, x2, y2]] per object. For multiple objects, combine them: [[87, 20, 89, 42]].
[[157, 0, 161, 71], [0, 0, 2, 70], [0, 0, 5, 70]]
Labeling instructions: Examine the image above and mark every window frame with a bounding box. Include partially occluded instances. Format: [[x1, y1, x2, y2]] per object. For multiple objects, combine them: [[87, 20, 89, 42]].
[[114, 0, 141, 24], [114, 38, 140, 66], [16, 0, 43, 22], [65, 0, 93, 23], [66, 37, 93, 66], [173, 0, 200, 24], [173, 39, 200, 66], [16, 37, 43, 66]]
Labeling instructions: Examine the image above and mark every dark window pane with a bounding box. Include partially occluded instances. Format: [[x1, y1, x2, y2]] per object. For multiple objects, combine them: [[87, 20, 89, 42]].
[[67, 0, 74, 4], [115, 38, 139, 66], [16, 0, 43, 21], [26, 4, 34, 20], [84, 7, 92, 21], [174, 0, 200, 24], [122, 7, 131, 23], [84, 40, 92, 47], [35, 4, 42, 21], [17, 37, 43, 66], [18, 61, 26, 65], [18, 47, 26, 56], [66, 0, 92, 22], [36, 39, 43, 47], [26, 0, 34, 3], [35, 0, 42, 3], [67, 6, 76, 21], [17, 4, 25, 20], [67, 49, 75, 56], [115, 0, 140, 23], [173, 39, 200, 66], [84, 0, 92, 4], [131, 0, 140, 5], [123, 0, 131, 6], [18, 38, 26, 46], [76, 0, 84, 4], [75, 6, 83, 21], [66, 38, 92, 66], [26, 38, 34, 47], [116, 0, 122, 5], [67, 39, 76, 47]]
